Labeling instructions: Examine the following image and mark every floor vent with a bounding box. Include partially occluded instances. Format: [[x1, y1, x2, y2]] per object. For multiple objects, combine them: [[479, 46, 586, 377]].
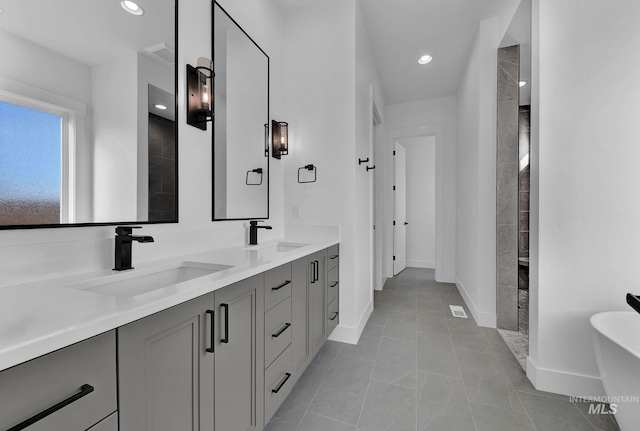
[[449, 305, 468, 319]]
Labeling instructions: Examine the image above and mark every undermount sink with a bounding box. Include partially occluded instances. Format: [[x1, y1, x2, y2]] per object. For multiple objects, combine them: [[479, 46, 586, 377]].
[[67, 261, 233, 298], [245, 242, 309, 252]]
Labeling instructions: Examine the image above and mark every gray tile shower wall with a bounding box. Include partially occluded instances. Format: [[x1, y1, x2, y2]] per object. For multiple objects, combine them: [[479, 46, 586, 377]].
[[148, 113, 176, 221], [496, 45, 520, 331]]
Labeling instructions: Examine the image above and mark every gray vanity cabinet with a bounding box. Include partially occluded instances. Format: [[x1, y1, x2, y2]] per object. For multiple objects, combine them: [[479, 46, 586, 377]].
[[327, 244, 340, 335], [291, 250, 328, 378], [118, 293, 215, 431], [213, 274, 265, 431], [0, 331, 117, 431]]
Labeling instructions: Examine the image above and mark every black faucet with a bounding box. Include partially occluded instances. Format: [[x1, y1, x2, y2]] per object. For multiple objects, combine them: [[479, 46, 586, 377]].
[[249, 220, 272, 245], [114, 226, 154, 271]]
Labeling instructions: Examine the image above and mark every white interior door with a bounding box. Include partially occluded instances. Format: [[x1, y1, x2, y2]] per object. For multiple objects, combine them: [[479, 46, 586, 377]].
[[394, 143, 407, 275]]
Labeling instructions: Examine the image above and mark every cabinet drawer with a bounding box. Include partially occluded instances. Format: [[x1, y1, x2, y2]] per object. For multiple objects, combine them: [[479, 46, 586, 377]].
[[0, 331, 117, 431], [328, 296, 339, 335], [327, 266, 339, 303], [264, 346, 293, 423], [265, 263, 292, 311], [327, 244, 339, 270], [265, 297, 292, 367], [88, 412, 118, 431]]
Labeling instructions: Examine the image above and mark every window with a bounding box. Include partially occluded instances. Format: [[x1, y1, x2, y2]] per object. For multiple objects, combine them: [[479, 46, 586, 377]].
[[0, 96, 74, 225]]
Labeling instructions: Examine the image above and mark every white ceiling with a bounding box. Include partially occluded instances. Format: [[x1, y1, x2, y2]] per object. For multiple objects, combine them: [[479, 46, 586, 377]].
[[0, 0, 174, 67], [358, 0, 517, 105]]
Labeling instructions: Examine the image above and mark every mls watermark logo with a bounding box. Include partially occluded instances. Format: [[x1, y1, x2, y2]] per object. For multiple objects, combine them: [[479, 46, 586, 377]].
[[570, 395, 640, 415], [587, 403, 617, 415]]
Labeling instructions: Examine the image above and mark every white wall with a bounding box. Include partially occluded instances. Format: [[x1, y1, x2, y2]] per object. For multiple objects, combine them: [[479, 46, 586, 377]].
[[0, 0, 287, 288], [281, 0, 386, 343], [386, 96, 456, 283], [92, 52, 139, 222], [398, 136, 436, 268], [454, 18, 501, 327], [527, 0, 640, 397]]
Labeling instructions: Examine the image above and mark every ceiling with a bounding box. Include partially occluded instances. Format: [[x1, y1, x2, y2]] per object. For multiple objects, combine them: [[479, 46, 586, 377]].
[[358, 0, 518, 105], [0, 0, 174, 67]]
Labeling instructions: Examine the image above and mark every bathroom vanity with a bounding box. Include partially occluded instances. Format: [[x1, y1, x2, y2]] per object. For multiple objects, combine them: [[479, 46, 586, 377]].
[[0, 240, 339, 431]]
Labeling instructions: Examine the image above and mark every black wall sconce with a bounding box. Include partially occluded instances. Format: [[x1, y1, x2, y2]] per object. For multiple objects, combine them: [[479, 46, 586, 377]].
[[187, 57, 213, 130], [271, 120, 288, 159]]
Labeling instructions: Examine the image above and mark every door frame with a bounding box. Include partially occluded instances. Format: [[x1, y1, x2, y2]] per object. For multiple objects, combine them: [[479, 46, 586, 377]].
[[387, 124, 444, 281]]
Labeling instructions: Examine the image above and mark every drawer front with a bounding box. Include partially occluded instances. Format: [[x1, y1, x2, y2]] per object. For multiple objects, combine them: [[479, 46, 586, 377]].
[[88, 412, 118, 431], [265, 296, 292, 367], [328, 296, 339, 335], [327, 244, 339, 270], [265, 263, 292, 311], [0, 331, 117, 431], [264, 347, 293, 423], [327, 266, 339, 303]]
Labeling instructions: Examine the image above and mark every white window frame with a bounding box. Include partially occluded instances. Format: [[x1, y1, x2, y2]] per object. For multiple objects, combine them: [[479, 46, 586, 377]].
[[0, 78, 86, 224]]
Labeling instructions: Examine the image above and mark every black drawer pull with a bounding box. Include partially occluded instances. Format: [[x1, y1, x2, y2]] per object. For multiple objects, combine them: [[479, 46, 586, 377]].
[[330, 282, 338, 288], [221, 303, 229, 343], [314, 260, 319, 282], [310, 261, 316, 284], [272, 280, 291, 291], [329, 312, 339, 321], [329, 255, 339, 260], [206, 310, 214, 353], [272, 322, 291, 338], [8, 384, 94, 431], [272, 373, 292, 394]]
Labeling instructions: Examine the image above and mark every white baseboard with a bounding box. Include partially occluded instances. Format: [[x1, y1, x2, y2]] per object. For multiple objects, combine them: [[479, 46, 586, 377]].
[[406, 259, 435, 269], [527, 356, 606, 398], [328, 299, 373, 345], [455, 277, 497, 328], [436, 272, 456, 283]]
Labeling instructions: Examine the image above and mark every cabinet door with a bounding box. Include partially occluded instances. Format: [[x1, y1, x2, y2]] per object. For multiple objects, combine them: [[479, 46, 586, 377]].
[[309, 251, 327, 357], [291, 256, 311, 375], [214, 274, 264, 431], [118, 293, 215, 431]]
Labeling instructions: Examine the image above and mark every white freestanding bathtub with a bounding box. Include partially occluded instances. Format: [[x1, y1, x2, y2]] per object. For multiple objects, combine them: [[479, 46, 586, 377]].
[[590, 311, 640, 431]]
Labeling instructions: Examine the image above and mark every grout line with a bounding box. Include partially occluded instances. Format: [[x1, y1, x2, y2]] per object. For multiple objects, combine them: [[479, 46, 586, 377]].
[[513, 390, 539, 431]]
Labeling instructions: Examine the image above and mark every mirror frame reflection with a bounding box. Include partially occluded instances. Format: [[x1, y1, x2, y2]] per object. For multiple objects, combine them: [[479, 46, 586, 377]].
[[212, 1, 270, 221], [0, 0, 179, 230]]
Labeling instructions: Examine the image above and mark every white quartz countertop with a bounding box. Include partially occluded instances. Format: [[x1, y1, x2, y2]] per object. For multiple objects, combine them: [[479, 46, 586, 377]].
[[0, 235, 338, 372]]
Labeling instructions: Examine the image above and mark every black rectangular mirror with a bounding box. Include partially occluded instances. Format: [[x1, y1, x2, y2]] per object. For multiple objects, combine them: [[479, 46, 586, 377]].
[[213, 2, 269, 220], [0, 0, 178, 228]]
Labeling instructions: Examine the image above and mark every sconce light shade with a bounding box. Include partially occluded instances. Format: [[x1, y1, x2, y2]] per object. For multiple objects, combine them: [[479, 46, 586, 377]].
[[272, 120, 288, 159], [187, 57, 213, 130]]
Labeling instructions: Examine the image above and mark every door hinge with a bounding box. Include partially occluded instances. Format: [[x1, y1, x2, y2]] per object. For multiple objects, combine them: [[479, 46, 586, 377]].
[[393, 150, 396, 155], [393, 185, 396, 191], [393, 220, 396, 226], [393, 255, 396, 261]]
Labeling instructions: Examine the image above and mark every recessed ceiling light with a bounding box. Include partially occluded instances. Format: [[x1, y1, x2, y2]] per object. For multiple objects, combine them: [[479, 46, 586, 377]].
[[155, 104, 168, 110], [121, 1, 143, 16], [418, 55, 433, 65], [519, 81, 527, 87]]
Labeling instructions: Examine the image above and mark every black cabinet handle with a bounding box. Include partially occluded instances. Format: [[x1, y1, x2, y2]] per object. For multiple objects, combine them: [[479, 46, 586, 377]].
[[329, 255, 339, 260], [272, 322, 291, 338], [404, 222, 409, 225], [272, 280, 291, 291], [329, 312, 339, 321], [310, 261, 316, 284], [206, 310, 214, 353], [314, 260, 319, 282], [366, 165, 376, 171], [330, 282, 338, 288], [272, 373, 292, 394], [7, 384, 94, 431], [220, 303, 229, 343]]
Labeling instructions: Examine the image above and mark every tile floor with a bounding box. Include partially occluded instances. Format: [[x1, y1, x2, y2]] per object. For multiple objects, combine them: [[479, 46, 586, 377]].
[[265, 268, 619, 431]]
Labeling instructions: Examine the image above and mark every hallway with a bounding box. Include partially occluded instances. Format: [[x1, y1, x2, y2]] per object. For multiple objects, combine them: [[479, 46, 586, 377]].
[[265, 268, 618, 431]]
